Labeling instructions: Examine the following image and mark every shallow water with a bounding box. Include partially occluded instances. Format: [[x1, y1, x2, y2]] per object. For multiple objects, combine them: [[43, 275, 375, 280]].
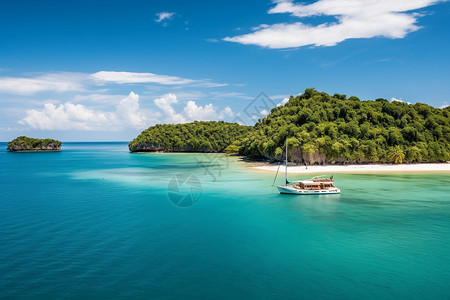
[[1, 142, 449, 299]]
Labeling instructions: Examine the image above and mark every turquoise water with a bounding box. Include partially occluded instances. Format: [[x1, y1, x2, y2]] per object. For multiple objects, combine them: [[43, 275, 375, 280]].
[[1, 142, 450, 299]]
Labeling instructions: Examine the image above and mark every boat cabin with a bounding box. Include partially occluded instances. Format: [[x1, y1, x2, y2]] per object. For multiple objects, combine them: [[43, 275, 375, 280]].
[[295, 180, 335, 190]]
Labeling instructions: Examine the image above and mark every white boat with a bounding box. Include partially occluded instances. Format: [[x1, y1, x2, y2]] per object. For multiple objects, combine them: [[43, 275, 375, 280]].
[[275, 139, 341, 195], [277, 176, 341, 195]]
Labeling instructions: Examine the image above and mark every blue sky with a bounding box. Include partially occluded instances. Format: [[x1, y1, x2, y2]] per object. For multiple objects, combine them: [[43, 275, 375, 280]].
[[1, 0, 449, 141]]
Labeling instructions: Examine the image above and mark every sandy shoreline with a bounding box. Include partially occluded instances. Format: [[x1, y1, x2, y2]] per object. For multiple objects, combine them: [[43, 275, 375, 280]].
[[249, 163, 450, 174]]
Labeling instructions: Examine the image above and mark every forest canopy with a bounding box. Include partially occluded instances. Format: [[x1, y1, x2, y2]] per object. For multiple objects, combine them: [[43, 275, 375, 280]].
[[129, 121, 252, 152]]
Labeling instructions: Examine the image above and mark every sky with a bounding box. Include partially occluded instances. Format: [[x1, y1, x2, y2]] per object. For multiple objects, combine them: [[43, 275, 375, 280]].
[[1, 0, 449, 141]]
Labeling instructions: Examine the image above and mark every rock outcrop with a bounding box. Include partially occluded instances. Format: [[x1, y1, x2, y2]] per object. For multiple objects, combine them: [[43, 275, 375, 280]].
[[128, 142, 165, 152]]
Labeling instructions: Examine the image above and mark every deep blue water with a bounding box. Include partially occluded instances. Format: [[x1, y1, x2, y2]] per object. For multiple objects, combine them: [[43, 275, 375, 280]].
[[1, 142, 450, 299]]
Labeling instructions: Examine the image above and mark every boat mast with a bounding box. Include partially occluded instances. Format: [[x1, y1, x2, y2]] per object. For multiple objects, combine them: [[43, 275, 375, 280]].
[[285, 137, 288, 185]]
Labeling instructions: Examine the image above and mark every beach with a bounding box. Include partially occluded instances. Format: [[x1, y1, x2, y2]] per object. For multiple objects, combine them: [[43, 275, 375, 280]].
[[251, 162, 450, 174]]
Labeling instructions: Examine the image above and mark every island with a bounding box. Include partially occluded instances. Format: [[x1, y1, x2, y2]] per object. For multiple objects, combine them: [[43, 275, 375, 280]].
[[7, 136, 62, 152], [130, 89, 450, 164], [129, 121, 252, 152]]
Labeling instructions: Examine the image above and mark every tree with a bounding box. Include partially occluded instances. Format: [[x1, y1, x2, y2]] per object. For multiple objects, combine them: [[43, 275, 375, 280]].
[[389, 146, 405, 164], [224, 141, 241, 155], [405, 146, 421, 163]]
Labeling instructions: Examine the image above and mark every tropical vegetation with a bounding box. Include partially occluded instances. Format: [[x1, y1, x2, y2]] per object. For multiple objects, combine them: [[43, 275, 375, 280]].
[[7, 136, 62, 151], [129, 121, 252, 152]]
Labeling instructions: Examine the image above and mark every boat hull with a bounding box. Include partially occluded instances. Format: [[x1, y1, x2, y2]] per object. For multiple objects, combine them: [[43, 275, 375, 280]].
[[277, 185, 340, 195]]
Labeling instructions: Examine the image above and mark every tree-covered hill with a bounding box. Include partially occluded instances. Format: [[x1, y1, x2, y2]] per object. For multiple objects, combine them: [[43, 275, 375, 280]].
[[7, 136, 61, 152], [239, 89, 449, 164], [129, 121, 252, 152]]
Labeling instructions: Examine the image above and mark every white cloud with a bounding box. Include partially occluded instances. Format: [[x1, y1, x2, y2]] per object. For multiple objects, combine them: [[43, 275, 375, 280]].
[[154, 93, 186, 123], [91, 71, 195, 85], [277, 97, 289, 107], [16, 90, 236, 131], [91, 71, 227, 87], [224, 0, 445, 49], [154, 93, 234, 124], [183, 101, 217, 120], [19, 102, 112, 130], [219, 106, 234, 118], [0, 73, 86, 95], [18, 92, 151, 131], [155, 12, 175, 23], [0, 71, 226, 95], [391, 97, 412, 104], [439, 103, 449, 109], [116, 92, 148, 128]]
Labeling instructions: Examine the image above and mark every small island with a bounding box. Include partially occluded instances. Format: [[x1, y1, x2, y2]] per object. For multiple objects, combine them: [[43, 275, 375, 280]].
[[7, 136, 62, 152]]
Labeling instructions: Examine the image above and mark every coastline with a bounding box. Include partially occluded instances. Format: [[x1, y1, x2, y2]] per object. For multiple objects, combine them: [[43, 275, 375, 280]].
[[247, 162, 450, 174]]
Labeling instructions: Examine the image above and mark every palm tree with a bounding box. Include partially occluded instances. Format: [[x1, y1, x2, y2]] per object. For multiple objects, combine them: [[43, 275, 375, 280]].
[[389, 146, 405, 164]]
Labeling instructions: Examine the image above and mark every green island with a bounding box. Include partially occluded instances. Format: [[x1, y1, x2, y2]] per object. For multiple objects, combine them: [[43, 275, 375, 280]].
[[130, 89, 450, 164], [129, 121, 252, 152], [7, 136, 62, 152]]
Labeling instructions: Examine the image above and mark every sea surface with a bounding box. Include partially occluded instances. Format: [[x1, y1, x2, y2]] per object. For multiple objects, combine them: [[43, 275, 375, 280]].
[[1, 142, 450, 299]]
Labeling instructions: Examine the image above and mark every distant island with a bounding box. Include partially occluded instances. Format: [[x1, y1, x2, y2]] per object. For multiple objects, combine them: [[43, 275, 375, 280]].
[[7, 136, 61, 152], [129, 89, 450, 164], [129, 121, 252, 152]]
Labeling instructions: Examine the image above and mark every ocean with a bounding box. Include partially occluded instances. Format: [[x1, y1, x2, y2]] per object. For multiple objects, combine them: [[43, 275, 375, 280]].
[[1, 142, 449, 299]]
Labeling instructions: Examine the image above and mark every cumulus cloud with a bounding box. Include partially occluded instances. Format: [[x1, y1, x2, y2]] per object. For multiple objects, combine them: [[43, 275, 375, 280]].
[[224, 0, 445, 49], [154, 93, 186, 123], [17, 90, 235, 131], [19, 102, 112, 130], [183, 101, 217, 120], [155, 12, 175, 23], [219, 106, 234, 118], [154, 93, 234, 124], [116, 92, 148, 128], [18, 92, 150, 131]]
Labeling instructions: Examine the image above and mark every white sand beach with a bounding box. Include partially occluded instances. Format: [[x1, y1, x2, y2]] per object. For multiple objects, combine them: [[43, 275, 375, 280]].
[[251, 163, 450, 174]]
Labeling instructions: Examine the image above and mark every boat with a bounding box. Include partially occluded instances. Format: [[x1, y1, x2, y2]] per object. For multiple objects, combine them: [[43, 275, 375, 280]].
[[275, 139, 341, 195], [277, 175, 341, 195]]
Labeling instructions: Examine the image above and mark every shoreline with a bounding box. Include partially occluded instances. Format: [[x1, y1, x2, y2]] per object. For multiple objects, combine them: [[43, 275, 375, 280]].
[[247, 162, 450, 174], [7, 149, 61, 152]]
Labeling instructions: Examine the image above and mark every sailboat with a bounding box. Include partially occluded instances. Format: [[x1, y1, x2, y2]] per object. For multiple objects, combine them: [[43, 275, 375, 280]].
[[275, 139, 341, 195]]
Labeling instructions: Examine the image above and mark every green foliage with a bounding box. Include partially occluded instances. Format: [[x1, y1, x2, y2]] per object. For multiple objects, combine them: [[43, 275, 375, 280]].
[[389, 146, 406, 164], [239, 89, 450, 164], [129, 121, 252, 152], [7, 136, 61, 151], [224, 141, 241, 155]]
